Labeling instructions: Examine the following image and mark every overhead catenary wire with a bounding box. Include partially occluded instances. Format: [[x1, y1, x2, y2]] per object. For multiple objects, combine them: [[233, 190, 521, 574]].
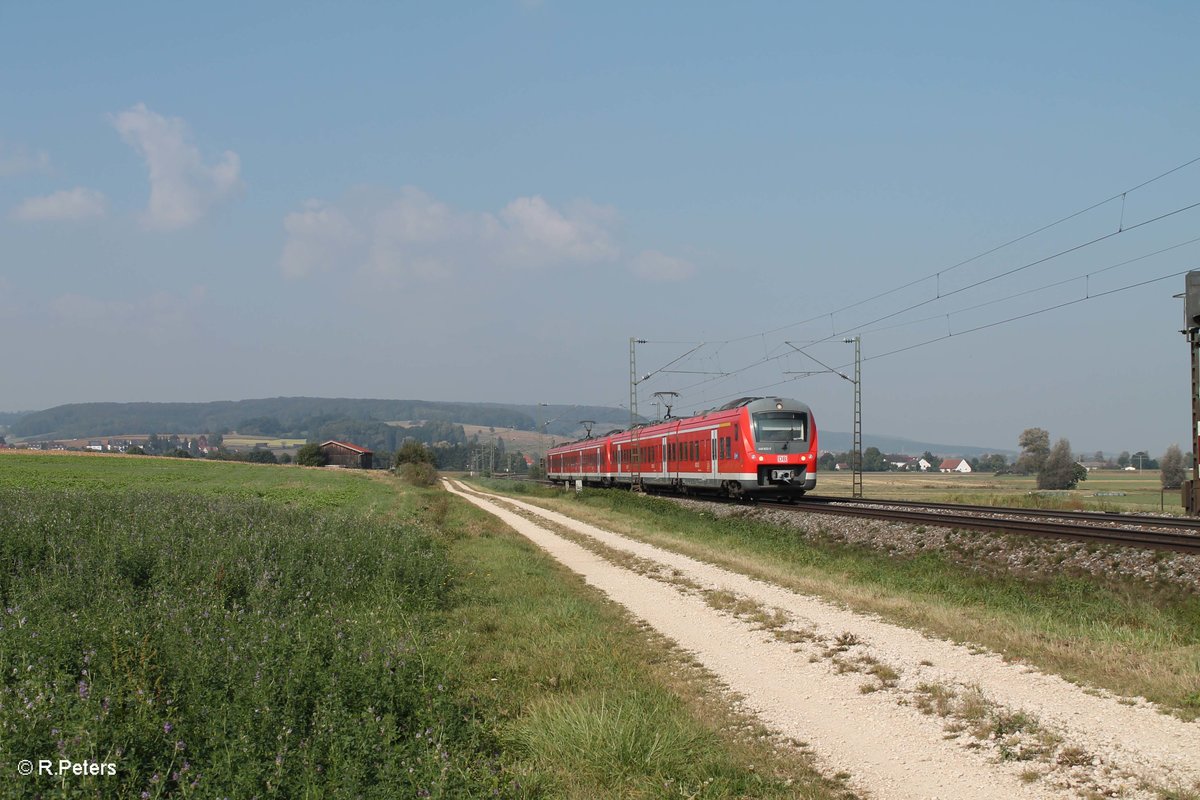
[[635, 193, 1200, 405], [723, 153, 1200, 346], [611, 155, 1200, 419], [674, 265, 1195, 414]]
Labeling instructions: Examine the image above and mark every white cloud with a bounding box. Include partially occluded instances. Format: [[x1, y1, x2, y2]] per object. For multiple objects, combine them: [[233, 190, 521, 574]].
[[280, 187, 621, 283], [12, 187, 107, 221], [492, 196, 619, 266], [0, 141, 50, 177], [111, 103, 241, 230], [280, 200, 363, 279], [630, 249, 695, 282]]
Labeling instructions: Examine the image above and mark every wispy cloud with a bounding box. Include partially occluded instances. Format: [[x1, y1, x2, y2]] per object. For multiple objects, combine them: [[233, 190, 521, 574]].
[[630, 249, 696, 282], [12, 187, 107, 221], [0, 141, 50, 177], [281, 187, 620, 282], [111, 103, 241, 230], [50, 286, 207, 335]]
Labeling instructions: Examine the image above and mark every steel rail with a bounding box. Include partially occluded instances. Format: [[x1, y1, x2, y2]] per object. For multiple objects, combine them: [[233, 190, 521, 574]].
[[796, 495, 1200, 530], [521, 479, 1200, 553], [765, 499, 1200, 554]]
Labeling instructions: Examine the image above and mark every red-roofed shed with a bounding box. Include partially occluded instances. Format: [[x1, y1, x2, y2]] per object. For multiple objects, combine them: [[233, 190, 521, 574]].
[[319, 440, 374, 469]]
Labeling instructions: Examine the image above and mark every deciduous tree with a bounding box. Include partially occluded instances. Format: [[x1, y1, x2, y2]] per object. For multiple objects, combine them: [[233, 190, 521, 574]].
[[1018, 428, 1050, 474], [394, 440, 435, 467], [1037, 438, 1083, 489], [1161, 444, 1186, 490]]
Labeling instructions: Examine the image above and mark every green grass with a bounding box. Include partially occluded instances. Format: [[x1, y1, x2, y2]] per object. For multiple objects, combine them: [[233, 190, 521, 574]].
[[0, 453, 852, 799], [0, 455, 507, 798], [434, 488, 851, 799], [475, 480, 1200, 717], [816, 469, 1180, 514], [0, 452, 399, 512]]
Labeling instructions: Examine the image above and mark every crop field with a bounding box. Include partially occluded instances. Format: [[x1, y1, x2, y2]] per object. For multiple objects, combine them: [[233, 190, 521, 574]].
[[220, 435, 307, 449], [0, 453, 508, 798], [815, 468, 1180, 514]]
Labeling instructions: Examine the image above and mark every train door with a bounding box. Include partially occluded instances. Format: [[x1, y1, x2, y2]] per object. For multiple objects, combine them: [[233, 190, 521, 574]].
[[710, 430, 718, 479], [660, 436, 667, 478]]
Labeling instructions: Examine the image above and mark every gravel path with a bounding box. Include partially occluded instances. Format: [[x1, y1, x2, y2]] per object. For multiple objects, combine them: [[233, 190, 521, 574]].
[[446, 481, 1200, 800]]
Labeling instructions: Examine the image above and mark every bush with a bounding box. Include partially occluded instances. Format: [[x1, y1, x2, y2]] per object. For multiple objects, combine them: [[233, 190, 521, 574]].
[[296, 443, 326, 467], [243, 449, 278, 464], [399, 461, 439, 487], [394, 440, 434, 467]]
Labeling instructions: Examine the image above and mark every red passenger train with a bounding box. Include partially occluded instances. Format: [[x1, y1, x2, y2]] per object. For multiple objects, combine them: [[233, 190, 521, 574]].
[[545, 396, 818, 499]]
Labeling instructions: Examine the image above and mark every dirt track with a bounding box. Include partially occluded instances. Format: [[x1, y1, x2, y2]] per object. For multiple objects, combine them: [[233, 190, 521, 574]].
[[446, 481, 1200, 800]]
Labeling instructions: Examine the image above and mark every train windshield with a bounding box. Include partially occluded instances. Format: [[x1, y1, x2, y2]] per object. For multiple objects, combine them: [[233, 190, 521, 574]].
[[752, 411, 807, 443]]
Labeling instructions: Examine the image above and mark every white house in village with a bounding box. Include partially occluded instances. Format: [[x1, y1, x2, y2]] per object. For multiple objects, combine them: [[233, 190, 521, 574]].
[[939, 458, 972, 474]]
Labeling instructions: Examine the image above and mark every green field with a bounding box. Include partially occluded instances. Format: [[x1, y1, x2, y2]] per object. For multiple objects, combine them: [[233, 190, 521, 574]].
[[220, 436, 308, 449], [0, 452, 842, 799], [0, 454, 501, 798], [815, 468, 1181, 514]]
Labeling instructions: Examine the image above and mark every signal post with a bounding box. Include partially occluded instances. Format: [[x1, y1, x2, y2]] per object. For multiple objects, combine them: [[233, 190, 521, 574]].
[[1183, 272, 1200, 514]]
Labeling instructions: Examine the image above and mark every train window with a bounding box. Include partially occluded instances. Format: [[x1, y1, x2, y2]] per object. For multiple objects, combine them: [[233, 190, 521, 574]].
[[752, 412, 808, 442]]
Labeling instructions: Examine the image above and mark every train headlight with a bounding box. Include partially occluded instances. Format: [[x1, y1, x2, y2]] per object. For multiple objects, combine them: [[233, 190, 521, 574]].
[[776, 401, 783, 410]]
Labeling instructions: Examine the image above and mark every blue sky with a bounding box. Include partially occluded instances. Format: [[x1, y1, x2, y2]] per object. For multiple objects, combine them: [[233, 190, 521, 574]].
[[2, 1, 1198, 456]]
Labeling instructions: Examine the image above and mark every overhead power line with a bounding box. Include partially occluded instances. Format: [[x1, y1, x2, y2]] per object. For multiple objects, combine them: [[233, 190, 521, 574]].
[[727, 153, 1200, 345], [676, 265, 1193, 414]]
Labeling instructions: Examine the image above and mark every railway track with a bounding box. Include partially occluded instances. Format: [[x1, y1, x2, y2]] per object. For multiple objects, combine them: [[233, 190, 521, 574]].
[[501, 478, 1200, 554], [772, 495, 1200, 555], [796, 494, 1200, 529]]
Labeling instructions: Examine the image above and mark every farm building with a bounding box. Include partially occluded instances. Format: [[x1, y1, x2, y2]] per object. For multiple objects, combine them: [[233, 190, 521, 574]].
[[319, 440, 373, 469], [938, 458, 972, 474]]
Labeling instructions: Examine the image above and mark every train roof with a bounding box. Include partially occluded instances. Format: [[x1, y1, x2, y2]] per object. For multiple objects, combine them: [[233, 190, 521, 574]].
[[547, 396, 812, 451]]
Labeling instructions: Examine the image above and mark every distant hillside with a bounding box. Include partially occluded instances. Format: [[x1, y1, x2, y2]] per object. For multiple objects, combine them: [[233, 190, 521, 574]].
[[0, 411, 33, 427], [818, 430, 1014, 458], [11, 397, 1014, 457], [10, 398, 629, 441]]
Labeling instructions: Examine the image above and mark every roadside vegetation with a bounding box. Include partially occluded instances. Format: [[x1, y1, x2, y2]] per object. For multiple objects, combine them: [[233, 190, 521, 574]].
[[474, 479, 1200, 719], [0, 453, 849, 798], [818, 468, 1181, 514]]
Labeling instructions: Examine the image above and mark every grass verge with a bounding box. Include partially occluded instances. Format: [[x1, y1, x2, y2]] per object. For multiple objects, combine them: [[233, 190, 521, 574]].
[[430, 483, 856, 799], [472, 480, 1200, 718]]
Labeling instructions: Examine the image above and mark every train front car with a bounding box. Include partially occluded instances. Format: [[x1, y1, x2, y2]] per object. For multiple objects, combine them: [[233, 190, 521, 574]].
[[739, 397, 818, 498]]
